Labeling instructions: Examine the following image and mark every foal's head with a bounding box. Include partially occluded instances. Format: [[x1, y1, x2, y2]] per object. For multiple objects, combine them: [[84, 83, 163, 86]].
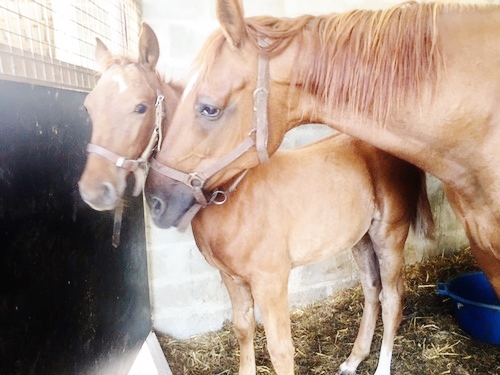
[[79, 23, 168, 211]]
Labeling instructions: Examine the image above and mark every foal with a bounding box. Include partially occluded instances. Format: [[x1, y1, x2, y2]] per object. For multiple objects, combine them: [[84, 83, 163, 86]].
[[147, 133, 434, 375]]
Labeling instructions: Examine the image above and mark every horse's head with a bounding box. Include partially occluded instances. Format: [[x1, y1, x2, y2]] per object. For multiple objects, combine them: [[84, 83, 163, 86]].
[[145, 0, 304, 229], [79, 23, 170, 211]]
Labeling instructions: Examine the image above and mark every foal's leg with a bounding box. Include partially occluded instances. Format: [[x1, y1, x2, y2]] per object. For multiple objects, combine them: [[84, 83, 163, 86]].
[[251, 272, 295, 375], [338, 234, 382, 375], [369, 220, 407, 375], [220, 272, 257, 375]]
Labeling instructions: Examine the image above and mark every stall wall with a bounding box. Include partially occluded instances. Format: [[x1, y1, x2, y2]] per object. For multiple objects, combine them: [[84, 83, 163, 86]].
[[0, 80, 150, 375], [141, 0, 477, 339]]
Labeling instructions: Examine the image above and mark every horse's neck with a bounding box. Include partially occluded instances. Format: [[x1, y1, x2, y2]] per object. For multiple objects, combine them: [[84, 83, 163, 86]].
[[271, 34, 431, 174], [292, 97, 466, 184]]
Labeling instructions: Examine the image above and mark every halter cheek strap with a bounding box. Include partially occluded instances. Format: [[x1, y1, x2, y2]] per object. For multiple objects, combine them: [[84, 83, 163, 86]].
[[254, 53, 270, 164]]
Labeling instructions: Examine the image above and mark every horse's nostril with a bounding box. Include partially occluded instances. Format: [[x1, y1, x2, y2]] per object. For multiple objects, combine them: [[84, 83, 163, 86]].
[[102, 182, 117, 204], [150, 196, 165, 217]]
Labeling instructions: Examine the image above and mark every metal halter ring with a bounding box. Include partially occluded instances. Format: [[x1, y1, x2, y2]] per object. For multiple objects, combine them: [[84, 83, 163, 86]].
[[209, 190, 228, 205]]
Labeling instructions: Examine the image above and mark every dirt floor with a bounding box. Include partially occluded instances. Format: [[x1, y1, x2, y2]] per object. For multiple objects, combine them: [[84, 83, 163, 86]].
[[159, 248, 500, 374]]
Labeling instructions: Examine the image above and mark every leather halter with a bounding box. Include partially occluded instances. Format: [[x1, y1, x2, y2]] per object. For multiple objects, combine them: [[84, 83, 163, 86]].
[[150, 53, 271, 231], [86, 91, 164, 247]]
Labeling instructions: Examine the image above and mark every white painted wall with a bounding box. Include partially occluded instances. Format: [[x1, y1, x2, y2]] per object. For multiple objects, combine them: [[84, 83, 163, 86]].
[[140, 0, 476, 339]]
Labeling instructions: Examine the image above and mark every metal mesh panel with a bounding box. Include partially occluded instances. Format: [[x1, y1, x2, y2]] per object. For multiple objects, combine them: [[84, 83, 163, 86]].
[[0, 0, 141, 92]]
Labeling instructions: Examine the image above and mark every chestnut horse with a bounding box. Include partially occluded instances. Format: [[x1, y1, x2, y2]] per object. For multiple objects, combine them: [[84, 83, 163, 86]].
[[78, 23, 182, 211], [147, 0, 500, 298], [147, 132, 434, 375]]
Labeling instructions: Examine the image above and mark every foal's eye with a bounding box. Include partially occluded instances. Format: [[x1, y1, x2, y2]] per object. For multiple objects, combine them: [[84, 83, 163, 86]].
[[195, 103, 222, 120], [134, 104, 148, 114]]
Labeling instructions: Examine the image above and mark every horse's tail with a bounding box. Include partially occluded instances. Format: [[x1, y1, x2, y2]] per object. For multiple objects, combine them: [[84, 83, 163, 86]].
[[412, 170, 435, 240]]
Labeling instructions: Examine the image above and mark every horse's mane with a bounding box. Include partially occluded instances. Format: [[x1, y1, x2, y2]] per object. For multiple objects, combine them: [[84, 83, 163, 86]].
[[196, 2, 484, 123]]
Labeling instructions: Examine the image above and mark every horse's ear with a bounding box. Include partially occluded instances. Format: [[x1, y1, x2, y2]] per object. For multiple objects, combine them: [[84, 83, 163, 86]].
[[95, 37, 112, 72], [216, 0, 247, 48], [138, 22, 160, 69]]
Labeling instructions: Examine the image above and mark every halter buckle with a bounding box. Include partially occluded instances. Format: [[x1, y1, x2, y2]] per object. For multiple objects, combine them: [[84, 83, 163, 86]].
[[187, 172, 205, 188], [116, 157, 126, 168]]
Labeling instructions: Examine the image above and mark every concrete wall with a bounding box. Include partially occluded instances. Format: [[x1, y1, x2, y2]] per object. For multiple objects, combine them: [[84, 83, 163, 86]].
[[140, 0, 480, 339]]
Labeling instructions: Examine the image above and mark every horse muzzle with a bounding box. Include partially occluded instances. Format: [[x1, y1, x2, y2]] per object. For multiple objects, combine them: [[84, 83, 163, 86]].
[[78, 179, 120, 211], [145, 171, 195, 229], [78, 151, 134, 210]]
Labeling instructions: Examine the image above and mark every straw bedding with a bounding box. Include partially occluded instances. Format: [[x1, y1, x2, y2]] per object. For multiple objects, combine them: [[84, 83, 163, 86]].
[[159, 248, 500, 374]]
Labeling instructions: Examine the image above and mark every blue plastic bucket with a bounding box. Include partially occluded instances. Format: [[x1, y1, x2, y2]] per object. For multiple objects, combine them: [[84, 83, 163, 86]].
[[437, 272, 500, 345]]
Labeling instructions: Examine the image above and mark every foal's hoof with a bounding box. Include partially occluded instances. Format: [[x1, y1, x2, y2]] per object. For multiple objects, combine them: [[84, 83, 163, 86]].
[[336, 370, 355, 375], [336, 363, 356, 375]]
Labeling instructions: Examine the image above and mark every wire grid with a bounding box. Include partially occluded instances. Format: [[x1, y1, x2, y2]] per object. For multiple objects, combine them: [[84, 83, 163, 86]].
[[0, 0, 141, 92]]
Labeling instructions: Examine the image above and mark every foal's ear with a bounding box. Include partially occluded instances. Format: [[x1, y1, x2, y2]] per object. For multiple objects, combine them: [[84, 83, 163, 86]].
[[138, 22, 160, 69], [95, 37, 112, 72], [216, 0, 247, 48]]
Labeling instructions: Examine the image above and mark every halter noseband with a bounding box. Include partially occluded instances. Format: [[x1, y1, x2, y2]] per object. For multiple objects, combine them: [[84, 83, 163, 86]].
[[150, 52, 271, 231]]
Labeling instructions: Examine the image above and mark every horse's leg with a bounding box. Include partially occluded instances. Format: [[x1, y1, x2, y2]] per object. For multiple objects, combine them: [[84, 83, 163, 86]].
[[251, 272, 294, 375], [338, 234, 382, 375], [470, 244, 500, 297], [220, 272, 257, 375], [444, 186, 500, 298], [369, 220, 407, 375]]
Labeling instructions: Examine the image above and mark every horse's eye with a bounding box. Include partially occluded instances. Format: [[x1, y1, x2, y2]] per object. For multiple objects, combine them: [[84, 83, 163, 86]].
[[196, 103, 222, 119], [134, 104, 148, 114]]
